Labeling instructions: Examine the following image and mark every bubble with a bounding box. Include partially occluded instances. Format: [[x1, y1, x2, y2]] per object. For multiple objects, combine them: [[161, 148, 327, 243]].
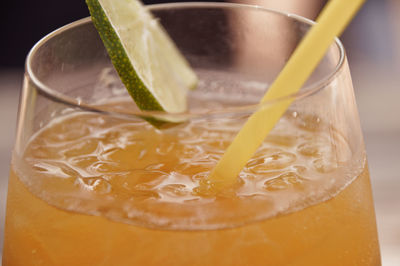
[[181, 145, 204, 159], [79, 177, 111, 194], [293, 113, 322, 132], [160, 184, 190, 197], [100, 130, 124, 142], [263, 172, 305, 192], [246, 158, 265, 168], [90, 161, 121, 173], [266, 134, 298, 147], [28, 143, 64, 160], [129, 189, 161, 201], [145, 163, 165, 171], [86, 116, 107, 127], [31, 164, 49, 172], [297, 141, 324, 157], [291, 165, 307, 175], [313, 158, 338, 173], [46, 119, 91, 142], [63, 139, 99, 157], [204, 139, 232, 152], [188, 170, 210, 182], [192, 179, 219, 198], [114, 170, 165, 193], [32, 161, 79, 179], [69, 156, 98, 169], [99, 145, 151, 169], [155, 142, 176, 155], [248, 149, 297, 172]]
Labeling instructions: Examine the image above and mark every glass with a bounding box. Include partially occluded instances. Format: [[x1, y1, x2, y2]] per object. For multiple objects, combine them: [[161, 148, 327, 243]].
[[3, 3, 380, 265]]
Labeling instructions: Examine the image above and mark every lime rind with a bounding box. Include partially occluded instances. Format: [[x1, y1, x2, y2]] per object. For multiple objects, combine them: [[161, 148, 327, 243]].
[[86, 0, 197, 115]]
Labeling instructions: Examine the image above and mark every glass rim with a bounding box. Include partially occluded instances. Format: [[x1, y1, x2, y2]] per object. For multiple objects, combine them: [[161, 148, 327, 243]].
[[26, 2, 346, 120]]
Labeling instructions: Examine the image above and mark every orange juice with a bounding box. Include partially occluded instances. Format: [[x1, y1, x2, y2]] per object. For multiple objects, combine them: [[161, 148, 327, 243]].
[[3, 109, 380, 265]]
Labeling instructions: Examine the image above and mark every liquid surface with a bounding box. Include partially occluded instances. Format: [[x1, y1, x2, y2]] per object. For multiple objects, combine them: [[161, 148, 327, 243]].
[[16, 109, 359, 230], [4, 102, 381, 265], [4, 151, 380, 265]]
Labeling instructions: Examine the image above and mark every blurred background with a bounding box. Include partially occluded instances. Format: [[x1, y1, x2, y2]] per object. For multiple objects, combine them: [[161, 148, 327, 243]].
[[1, 0, 399, 264]]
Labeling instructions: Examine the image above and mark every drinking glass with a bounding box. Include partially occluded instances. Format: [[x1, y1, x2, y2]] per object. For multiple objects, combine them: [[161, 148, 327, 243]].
[[3, 3, 380, 265]]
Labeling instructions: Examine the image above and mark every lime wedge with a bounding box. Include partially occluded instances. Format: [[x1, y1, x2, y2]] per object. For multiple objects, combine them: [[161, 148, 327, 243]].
[[86, 0, 197, 115]]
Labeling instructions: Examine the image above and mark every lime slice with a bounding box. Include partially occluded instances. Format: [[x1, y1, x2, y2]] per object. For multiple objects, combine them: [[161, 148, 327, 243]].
[[86, 0, 197, 115]]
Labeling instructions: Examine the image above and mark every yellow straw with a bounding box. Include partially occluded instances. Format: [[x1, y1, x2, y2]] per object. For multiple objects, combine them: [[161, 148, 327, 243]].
[[209, 0, 366, 184]]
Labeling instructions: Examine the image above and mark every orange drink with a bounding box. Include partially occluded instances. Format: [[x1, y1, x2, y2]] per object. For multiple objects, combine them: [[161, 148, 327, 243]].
[[5, 111, 380, 265], [3, 3, 380, 265]]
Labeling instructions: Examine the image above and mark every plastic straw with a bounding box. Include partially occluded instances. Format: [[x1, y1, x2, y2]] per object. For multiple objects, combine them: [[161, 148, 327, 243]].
[[210, 0, 366, 184]]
